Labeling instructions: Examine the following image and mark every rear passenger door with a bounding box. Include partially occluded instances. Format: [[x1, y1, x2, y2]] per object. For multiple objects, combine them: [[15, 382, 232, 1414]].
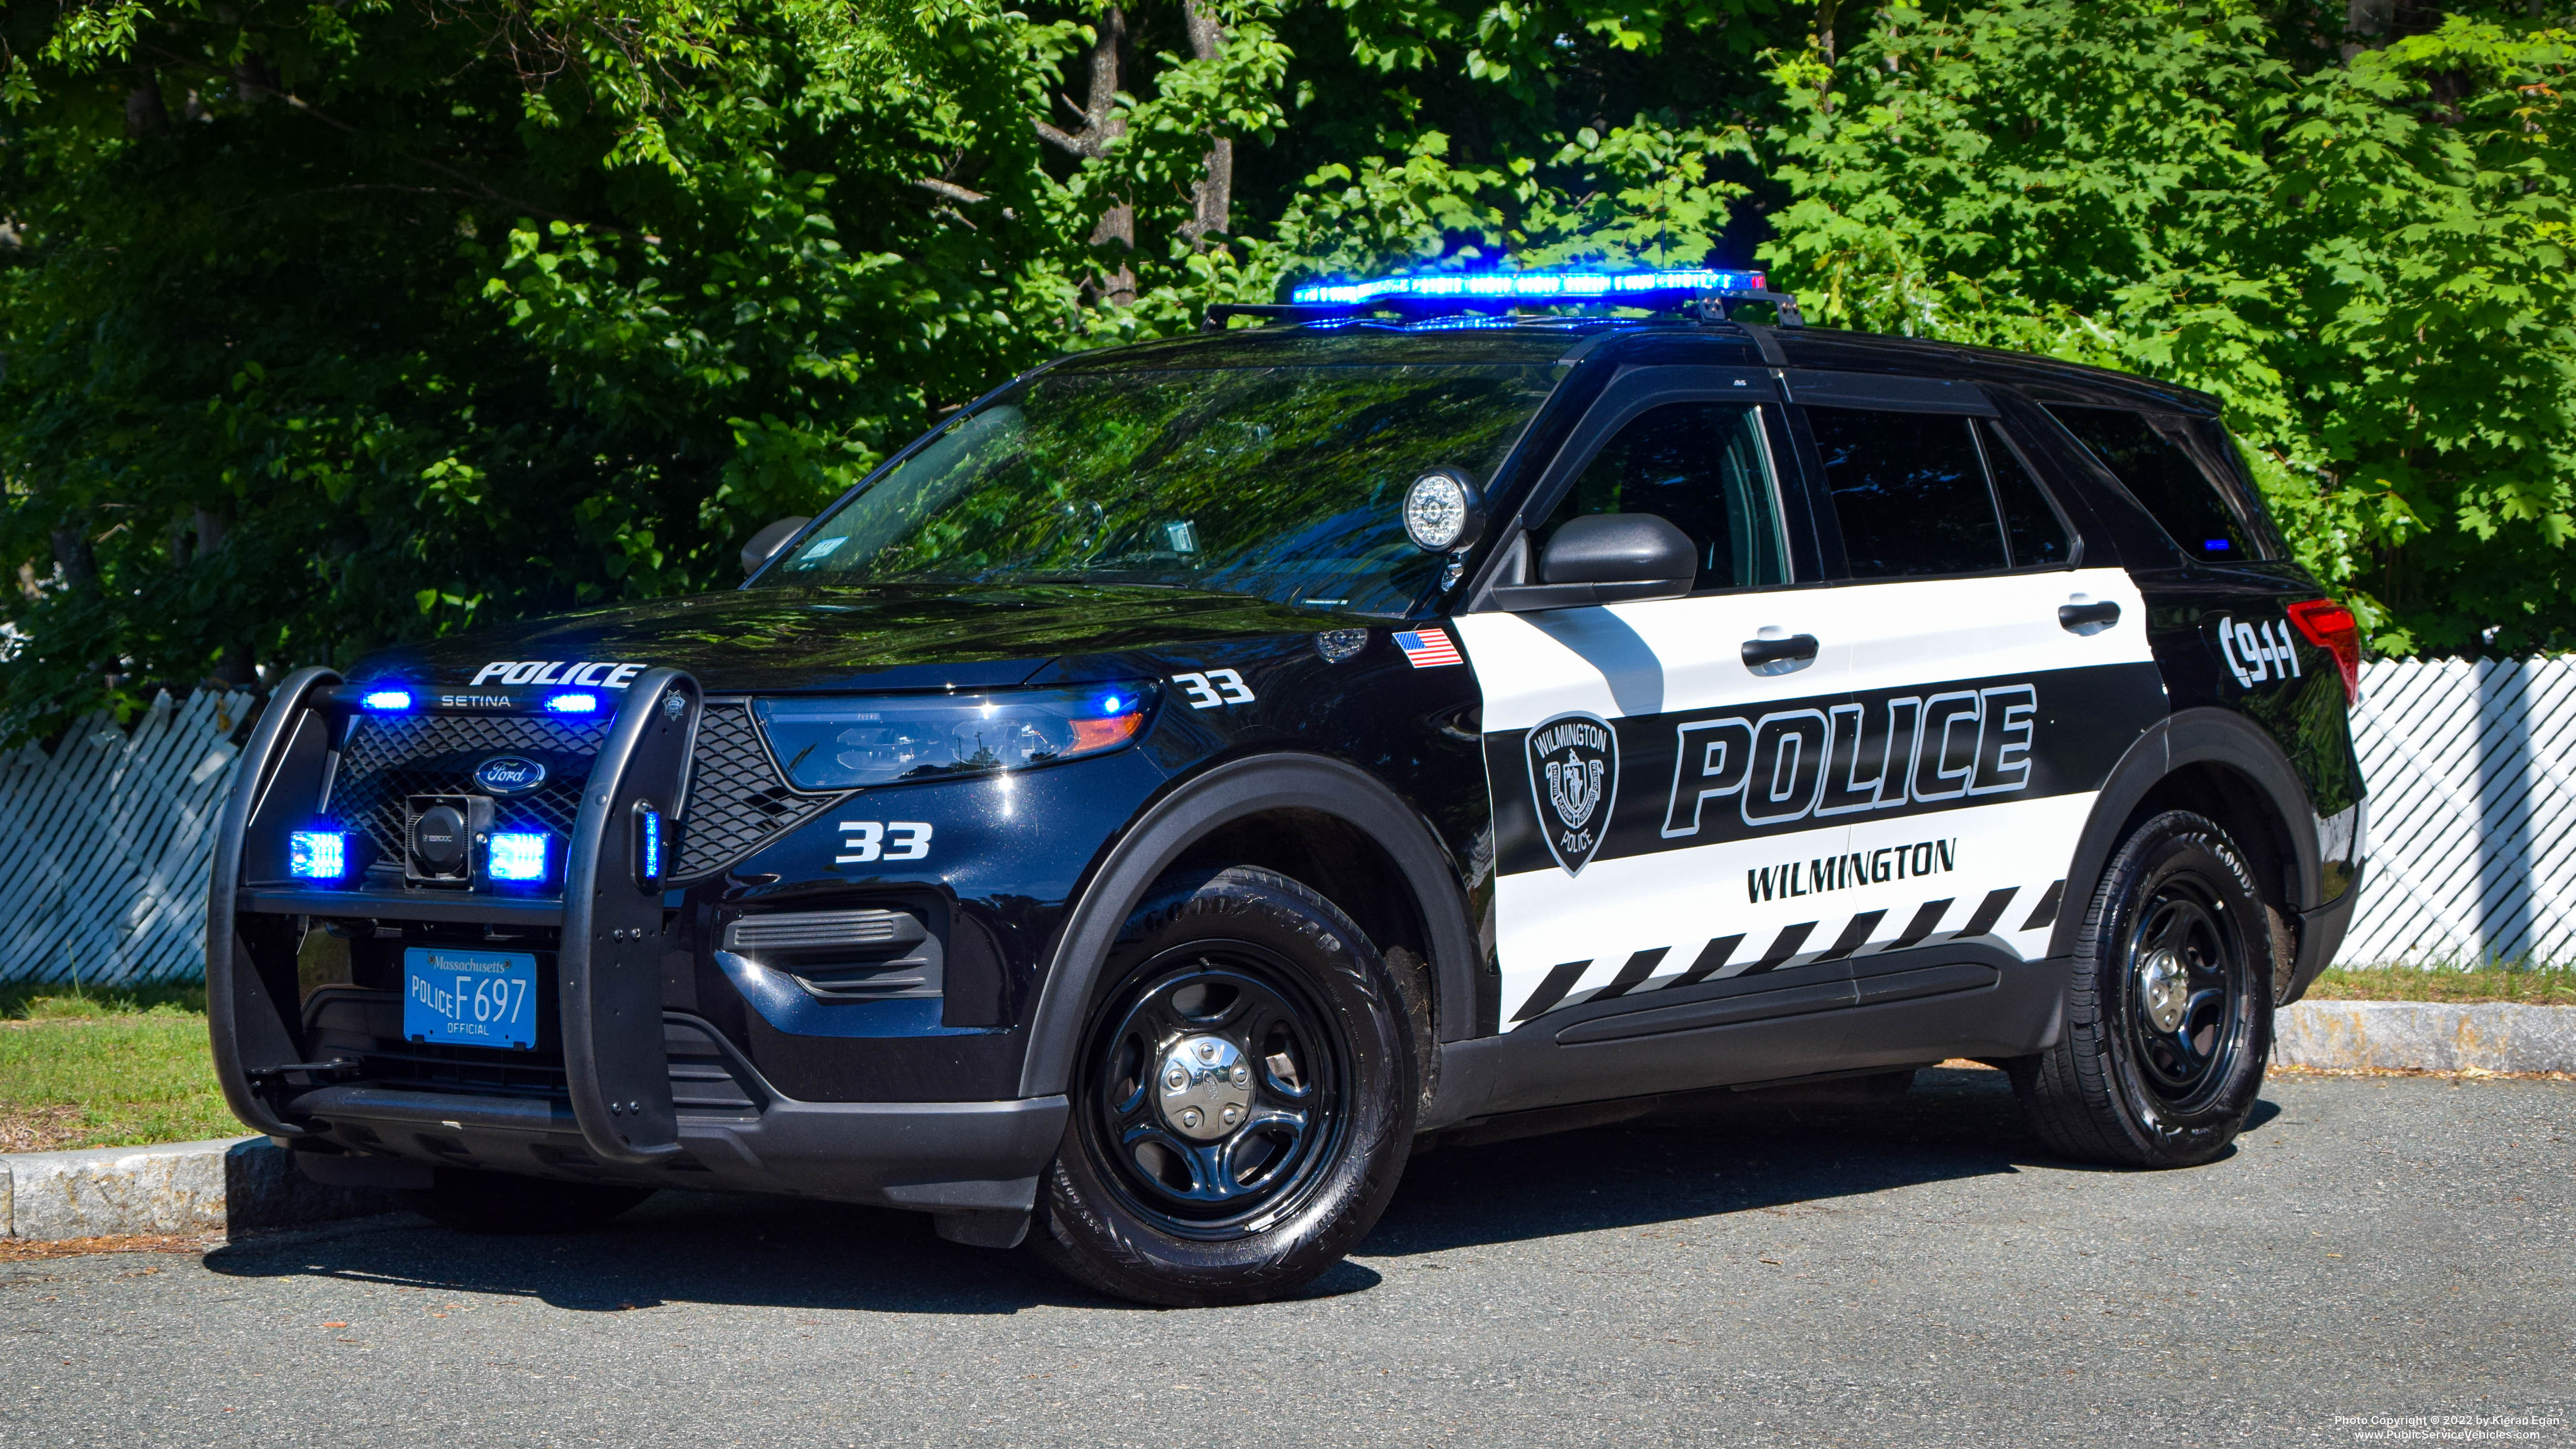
[[1784, 375, 2166, 983]]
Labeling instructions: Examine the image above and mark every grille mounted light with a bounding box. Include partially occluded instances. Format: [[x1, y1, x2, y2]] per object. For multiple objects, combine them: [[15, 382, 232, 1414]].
[[545, 692, 600, 714], [359, 689, 415, 712], [289, 830, 348, 881], [487, 832, 550, 883], [633, 803, 665, 888]]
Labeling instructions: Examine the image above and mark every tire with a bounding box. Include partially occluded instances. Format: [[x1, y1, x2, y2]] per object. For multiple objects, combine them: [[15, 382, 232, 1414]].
[[405, 1167, 654, 1234], [1034, 866, 1419, 1307], [2008, 809, 2273, 1168]]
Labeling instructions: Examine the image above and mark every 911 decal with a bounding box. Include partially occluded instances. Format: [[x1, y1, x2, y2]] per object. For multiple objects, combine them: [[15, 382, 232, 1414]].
[[1171, 669, 1256, 708], [836, 821, 932, 864], [2214, 614, 2302, 689]]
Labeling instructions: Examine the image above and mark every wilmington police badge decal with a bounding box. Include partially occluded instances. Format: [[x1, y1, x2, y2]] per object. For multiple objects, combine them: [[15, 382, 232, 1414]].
[[1526, 711, 1619, 876]]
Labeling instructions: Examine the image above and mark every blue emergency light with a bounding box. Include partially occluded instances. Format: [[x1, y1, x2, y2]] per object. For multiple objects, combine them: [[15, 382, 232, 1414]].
[[635, 805, 665, 888], [487, 832, 549, 882], [545, 692, 600, 714], [289, 830, 348, 880], [1291, 265, 1767, 308], [359, 689, 415, 712]]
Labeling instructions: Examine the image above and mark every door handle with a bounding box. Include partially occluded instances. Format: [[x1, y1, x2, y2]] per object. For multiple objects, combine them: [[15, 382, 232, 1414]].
[[2058, 600, 2121, 635], [1741, 633, 1820, 676]]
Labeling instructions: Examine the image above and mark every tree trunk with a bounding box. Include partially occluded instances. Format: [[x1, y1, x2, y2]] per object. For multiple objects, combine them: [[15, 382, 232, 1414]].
[[1180, 1, 1233, 248], [124, 81, 167, 138], [2344, 0, 2394, 59], [1083, 8, 1136, 306], [50, 525, 97, 592]]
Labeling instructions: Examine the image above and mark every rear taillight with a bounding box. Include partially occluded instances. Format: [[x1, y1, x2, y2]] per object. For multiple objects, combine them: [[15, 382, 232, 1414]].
[[2286, 599, 2362, 703]]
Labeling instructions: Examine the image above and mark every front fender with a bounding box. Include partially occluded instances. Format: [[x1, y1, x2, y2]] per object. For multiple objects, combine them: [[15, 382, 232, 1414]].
[[1014, 752, 1480, 1099]]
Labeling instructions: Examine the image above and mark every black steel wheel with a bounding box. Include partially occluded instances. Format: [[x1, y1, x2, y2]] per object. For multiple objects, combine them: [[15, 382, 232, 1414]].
[[2008, 809, 2272, 1167], [1086, 958, 1348, 1234], [1035, 866, 1417, 1306]]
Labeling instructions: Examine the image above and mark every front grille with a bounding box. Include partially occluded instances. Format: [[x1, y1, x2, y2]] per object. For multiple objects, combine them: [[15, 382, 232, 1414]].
[[323, 698, 844, 884], [671, 701, 845, 881], [330, 714, 608, 861]]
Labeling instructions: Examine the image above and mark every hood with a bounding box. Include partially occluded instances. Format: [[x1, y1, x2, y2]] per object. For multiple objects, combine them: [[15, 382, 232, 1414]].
[[349, 584, 1365, 694]]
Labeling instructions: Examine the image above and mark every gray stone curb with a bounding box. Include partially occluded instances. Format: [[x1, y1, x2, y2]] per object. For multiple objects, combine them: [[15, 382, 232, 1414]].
[[1, 1135, 396, 1243], [2275, 1000, 2576, 1074]]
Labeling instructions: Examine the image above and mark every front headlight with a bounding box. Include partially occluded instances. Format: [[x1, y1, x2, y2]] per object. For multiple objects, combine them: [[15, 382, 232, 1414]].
[[753, 683, 1158, 790]]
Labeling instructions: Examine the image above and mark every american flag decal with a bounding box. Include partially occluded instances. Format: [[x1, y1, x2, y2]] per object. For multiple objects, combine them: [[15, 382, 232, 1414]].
[[1394, 629, 1464, 668]]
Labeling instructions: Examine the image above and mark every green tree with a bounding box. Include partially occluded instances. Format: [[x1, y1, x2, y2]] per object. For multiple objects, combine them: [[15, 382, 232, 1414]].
[[1759, 0, 2576, 655]]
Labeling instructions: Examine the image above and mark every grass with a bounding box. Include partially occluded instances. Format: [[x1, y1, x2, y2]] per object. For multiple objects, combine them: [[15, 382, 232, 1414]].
[[0, 982, 241, 1153], [2306, 963, 2576, 1006]]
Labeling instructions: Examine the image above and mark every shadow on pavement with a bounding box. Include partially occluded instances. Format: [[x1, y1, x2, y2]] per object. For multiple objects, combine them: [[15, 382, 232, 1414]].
[[197, 1067, 2277, 1312]]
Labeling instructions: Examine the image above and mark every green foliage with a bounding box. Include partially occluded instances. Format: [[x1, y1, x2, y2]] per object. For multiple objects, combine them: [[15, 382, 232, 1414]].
[[1760, 0, 2576, 655], [2, 0, 2573, 739]]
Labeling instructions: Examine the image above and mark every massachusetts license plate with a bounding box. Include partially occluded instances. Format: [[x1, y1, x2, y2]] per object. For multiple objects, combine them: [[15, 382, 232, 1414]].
[[402, 947, 539, 1050]]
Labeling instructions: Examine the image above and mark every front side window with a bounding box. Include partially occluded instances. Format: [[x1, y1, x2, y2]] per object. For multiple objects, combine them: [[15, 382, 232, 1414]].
[[1537, 401, 1787, 591], [764, 363, 1560, 615], [2046, 405, 2265, 564], [1808, 408, 2008, 578]]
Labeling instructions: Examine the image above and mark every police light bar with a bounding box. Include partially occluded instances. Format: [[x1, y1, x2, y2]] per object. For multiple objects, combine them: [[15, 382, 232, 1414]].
[[1290, 266, 1766, 308]]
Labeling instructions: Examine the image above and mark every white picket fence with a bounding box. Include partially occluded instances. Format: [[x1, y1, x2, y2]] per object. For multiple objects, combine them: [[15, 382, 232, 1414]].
[[0, 662, 2564, 987], [0, 689, 254, 988]]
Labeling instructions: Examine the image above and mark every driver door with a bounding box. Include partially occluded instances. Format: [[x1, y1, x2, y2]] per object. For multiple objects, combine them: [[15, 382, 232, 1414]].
[[1454, 367, 1885, 1032]]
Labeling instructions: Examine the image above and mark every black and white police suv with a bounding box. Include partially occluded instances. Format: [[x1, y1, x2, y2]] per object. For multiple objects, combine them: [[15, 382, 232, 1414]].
[[206, 264, 2367, 1306]]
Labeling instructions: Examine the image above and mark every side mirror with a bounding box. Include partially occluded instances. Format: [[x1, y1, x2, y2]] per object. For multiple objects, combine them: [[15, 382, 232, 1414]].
[[1489, 514, 1696, 612], [740, 516, 811, 578]]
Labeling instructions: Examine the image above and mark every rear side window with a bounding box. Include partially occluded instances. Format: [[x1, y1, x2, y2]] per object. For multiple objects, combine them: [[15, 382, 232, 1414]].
[[1978, 420, 2075, 569], [2046, 405, 2266, 563], [1542, 401, 1787, 591], [1806, 407, 2006, 577]]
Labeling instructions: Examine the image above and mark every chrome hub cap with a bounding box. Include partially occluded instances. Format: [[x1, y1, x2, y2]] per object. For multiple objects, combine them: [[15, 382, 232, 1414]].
[[1158, 1034, 1254, 1142], [2138, 949, 2189, 1033]]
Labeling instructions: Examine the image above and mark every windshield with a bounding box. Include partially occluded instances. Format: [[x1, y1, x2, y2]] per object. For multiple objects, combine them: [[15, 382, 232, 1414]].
[[761, 362, 1560, 614]]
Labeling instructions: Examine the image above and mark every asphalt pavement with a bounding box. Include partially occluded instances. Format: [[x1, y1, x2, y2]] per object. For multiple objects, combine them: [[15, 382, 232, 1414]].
[[3, 1066, 2569, 1448]]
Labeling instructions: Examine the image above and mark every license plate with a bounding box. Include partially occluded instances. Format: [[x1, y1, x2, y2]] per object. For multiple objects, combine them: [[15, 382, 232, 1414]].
[[402, 947, 539, 1050]]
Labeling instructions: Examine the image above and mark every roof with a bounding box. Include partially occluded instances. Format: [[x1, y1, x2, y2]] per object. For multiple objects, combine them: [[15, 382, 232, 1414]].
[[1052, 316, 2222, 417]]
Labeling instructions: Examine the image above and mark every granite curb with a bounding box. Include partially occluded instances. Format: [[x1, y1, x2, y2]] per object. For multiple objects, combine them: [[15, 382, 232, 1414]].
[[0, 1135, 396, 1243], [2274, 999, 2576, 1074]]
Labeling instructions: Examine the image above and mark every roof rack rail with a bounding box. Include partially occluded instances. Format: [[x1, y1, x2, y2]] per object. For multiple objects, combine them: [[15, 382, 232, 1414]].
[[1203, 265, 1803, 333]]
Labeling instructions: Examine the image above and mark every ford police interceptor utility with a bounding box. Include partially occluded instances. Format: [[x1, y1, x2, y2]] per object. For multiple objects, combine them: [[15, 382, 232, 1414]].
[[206, 265, 2367, 1306]]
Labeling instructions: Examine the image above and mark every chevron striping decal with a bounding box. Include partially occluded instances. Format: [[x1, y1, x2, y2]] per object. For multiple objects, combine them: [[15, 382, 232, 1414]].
[[1502, 879, 2069, 1024], [2021, 879, 2067, 932]]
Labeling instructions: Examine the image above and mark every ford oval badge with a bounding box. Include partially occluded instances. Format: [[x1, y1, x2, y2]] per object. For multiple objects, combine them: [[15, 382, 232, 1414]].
[[473, 755, 548, 797]]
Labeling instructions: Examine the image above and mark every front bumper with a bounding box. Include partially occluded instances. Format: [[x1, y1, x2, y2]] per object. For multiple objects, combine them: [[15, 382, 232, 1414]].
[[208, 666, 1065, 1215], [288, 1073, 1067, 1212]]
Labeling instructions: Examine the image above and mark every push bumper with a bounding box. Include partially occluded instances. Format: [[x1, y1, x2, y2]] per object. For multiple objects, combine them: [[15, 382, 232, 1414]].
[[207, 666, 1064, 1218]]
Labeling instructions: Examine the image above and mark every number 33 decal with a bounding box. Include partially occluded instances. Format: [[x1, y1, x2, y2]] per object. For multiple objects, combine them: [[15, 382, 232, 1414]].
[[837, 821, 932, 864], [1172, 669, 1256, 709]]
